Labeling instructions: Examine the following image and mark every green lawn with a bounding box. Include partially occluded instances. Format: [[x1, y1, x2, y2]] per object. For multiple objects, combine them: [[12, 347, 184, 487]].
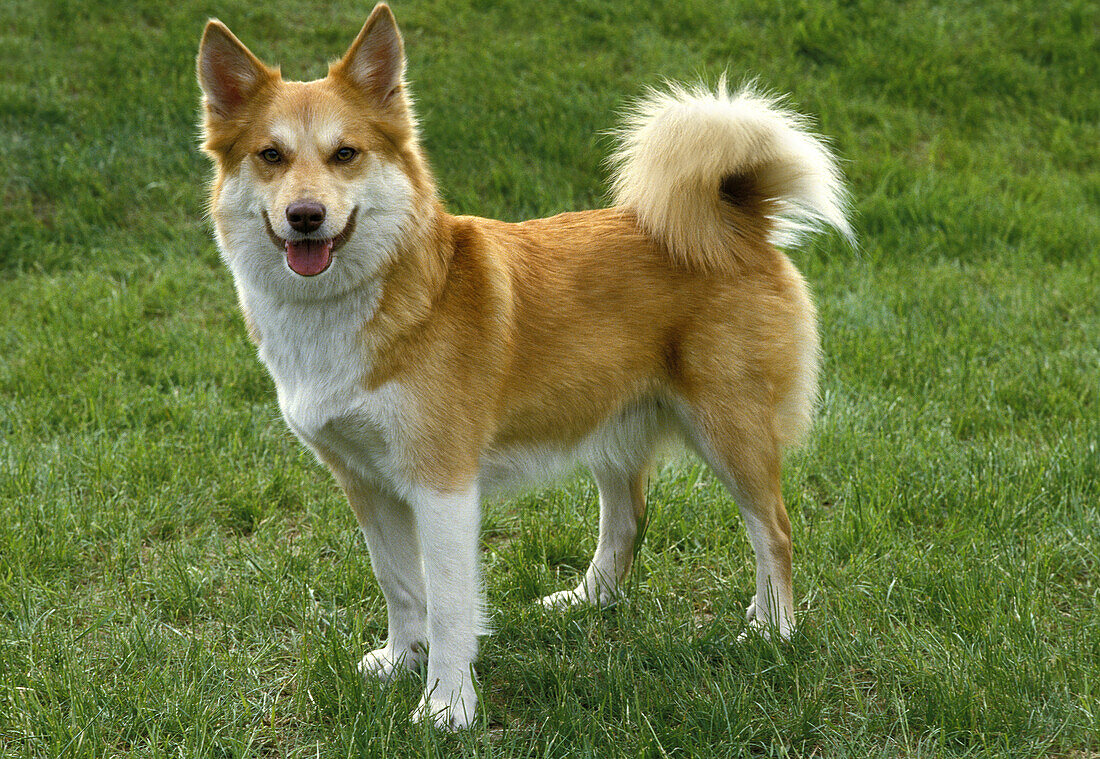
[[2, 0, 1098, 756]]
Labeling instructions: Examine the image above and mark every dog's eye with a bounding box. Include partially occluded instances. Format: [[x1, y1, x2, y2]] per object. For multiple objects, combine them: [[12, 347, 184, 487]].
[[334, 147, 358, 163], [259, 148, 282, 164]]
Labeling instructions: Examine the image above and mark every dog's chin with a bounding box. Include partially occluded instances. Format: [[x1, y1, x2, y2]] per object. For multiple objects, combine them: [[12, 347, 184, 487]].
[[263, 208, 358, 278]]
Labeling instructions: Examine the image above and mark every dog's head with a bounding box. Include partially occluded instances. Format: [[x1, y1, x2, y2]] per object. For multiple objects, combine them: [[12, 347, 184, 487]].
[[197, 3, 432, 299]]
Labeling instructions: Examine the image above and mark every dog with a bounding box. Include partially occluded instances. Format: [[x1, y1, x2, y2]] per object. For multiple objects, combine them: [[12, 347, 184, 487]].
[[197, 3, 851, 730]]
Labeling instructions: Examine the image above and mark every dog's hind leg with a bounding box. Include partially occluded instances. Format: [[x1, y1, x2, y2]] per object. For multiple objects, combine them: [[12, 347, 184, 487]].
[[682, 403, 795, 639], [541, 462, 648, 608]]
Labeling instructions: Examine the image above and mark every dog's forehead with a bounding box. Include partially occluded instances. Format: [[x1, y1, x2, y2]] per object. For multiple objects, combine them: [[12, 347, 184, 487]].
[[265, 83, 350, 151], [268, 111, 343, 152]]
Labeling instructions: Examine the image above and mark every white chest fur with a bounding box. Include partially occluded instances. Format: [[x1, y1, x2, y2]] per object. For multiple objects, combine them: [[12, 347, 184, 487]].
[[242, 287, 407, 485]]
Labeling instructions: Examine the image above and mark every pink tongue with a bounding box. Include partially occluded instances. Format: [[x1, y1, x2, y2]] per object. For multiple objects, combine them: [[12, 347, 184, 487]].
[[285, 239, 333, 276]]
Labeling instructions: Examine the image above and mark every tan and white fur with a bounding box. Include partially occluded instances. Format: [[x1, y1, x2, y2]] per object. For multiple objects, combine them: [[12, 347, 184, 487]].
[[197, 3, 851, 730]]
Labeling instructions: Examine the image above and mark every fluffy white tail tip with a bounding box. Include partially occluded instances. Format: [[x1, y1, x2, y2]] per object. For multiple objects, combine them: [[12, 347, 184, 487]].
[[608, 78, 854, 264]]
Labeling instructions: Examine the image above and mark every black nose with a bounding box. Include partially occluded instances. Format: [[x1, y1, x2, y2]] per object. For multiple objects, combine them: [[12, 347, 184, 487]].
[[286, 200, 326, 234]]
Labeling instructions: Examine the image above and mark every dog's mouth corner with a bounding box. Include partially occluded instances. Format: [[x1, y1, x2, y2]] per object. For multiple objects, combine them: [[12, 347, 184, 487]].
[[262, 207, 358, 277]]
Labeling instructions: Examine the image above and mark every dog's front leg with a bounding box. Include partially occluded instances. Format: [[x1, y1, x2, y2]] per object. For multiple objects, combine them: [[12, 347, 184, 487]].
[[338, 476, 429, 679], [407, 483, 484, 730]]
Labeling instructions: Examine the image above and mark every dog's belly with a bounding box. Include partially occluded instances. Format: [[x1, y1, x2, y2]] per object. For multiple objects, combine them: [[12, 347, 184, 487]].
[[480, 394, 680, 493], [479, 443, 584, 493]]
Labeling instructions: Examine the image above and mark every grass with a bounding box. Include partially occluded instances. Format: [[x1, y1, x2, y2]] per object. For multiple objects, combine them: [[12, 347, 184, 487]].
[[1, 0, 1098, 755]]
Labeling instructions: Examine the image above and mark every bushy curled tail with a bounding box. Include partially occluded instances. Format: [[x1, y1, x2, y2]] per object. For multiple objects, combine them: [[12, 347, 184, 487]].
[[608, 78, 853, 271]]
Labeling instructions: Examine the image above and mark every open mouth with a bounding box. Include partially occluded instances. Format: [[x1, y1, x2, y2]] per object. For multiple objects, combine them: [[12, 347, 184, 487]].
[[263, 208, 358, 277]]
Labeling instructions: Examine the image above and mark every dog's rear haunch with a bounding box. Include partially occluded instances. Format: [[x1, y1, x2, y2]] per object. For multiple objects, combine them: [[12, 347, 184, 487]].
[[197, 3, 851, 730]]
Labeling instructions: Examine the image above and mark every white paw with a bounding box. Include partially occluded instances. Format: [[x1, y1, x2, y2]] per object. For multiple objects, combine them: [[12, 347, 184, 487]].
[[736, 614, 794, 643], [358, 643, 424, 682], [411, 691, 477, 731], [540, 583, 616, 609]]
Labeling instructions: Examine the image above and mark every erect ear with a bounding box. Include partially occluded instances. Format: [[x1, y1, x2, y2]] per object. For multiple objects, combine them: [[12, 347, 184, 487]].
[[331, 3, 405, 106], [197, 20, 273, 119]]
